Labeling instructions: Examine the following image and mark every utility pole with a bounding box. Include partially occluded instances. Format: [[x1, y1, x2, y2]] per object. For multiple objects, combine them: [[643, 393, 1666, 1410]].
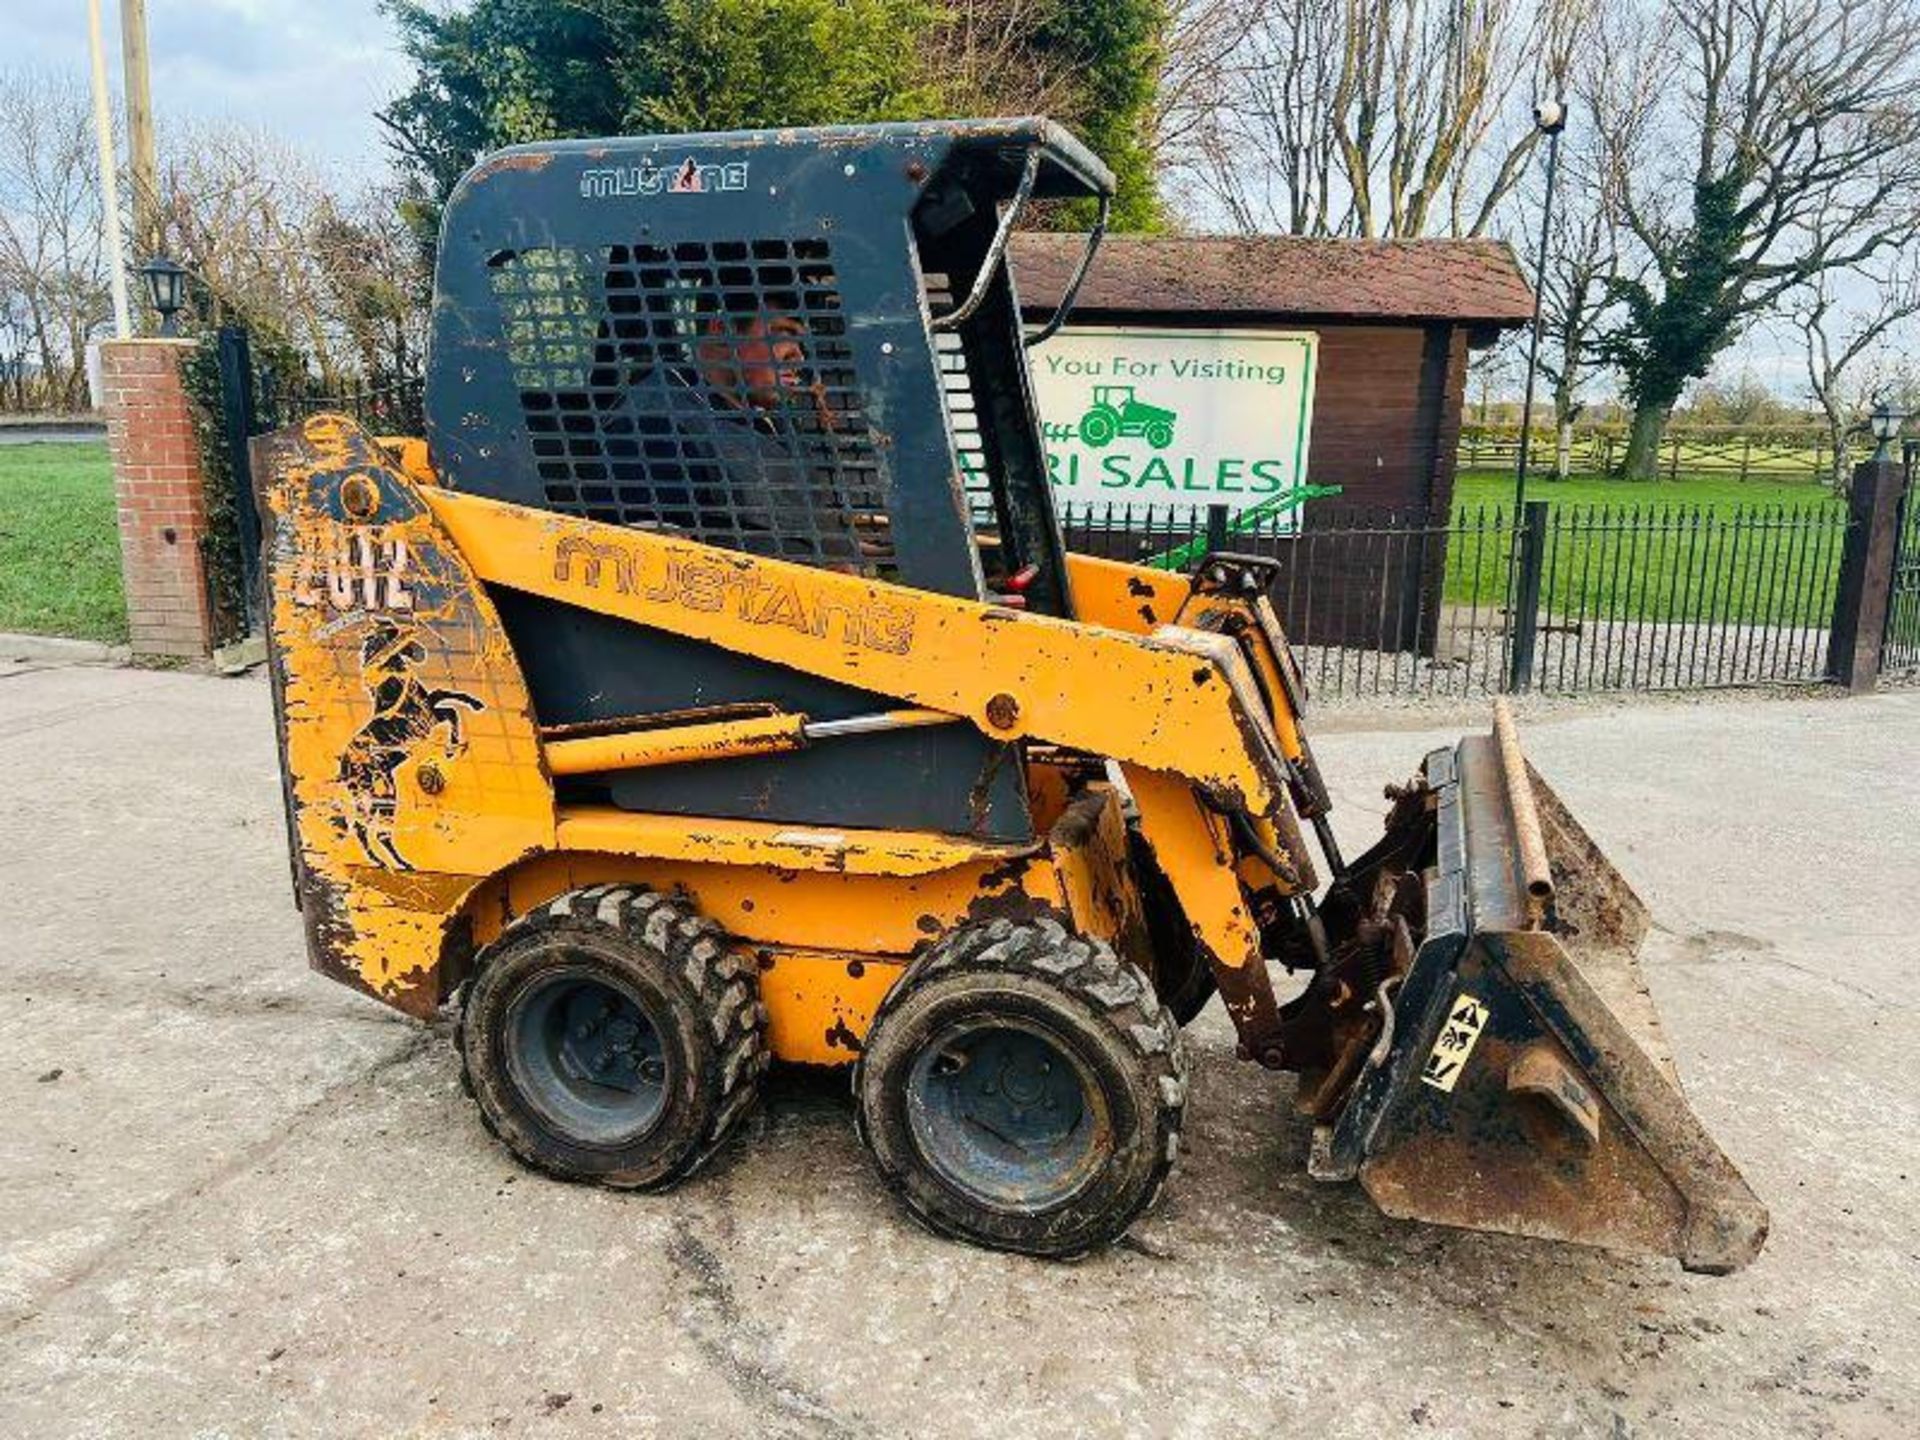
[[120, 0, 160, 260], [85, 0, 131, 338]]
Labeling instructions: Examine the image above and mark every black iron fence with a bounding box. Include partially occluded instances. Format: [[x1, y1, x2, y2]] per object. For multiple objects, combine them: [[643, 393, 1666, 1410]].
[[254, 367, 427, 437], [1063, 497, 1856, 701], [1883, 441, 1920, 679]]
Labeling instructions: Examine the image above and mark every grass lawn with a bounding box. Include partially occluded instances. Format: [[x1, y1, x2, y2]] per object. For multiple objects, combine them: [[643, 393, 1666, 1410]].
[[1452, 468, 1841, 513], [0, 441, 127, 645], [1442, 470, 1846, 625]]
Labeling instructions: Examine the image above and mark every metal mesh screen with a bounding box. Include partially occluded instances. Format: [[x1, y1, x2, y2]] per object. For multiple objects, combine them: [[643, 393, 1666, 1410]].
[[485, 239, 889, 571]]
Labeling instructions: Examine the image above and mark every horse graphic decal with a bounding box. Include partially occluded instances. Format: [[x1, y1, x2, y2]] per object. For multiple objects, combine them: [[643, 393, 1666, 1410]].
[[334, 618, 483, 870]]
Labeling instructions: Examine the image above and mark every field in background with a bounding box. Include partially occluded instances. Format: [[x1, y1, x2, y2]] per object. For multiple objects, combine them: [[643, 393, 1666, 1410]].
[[0, 441, 125, 644], [1455, 425, 1839, 485], [1453, 469, 1839, 511]]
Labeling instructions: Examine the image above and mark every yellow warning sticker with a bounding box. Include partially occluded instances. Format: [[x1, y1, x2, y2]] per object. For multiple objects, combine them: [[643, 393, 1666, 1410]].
[[1420, 993, 1489, 1092]]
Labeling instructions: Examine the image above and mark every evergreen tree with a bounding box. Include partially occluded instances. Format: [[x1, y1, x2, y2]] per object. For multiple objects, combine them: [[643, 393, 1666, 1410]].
[[1030, 0, 1165, 231], [378, 1, 1170, 233], [644, 0, 938, 134]]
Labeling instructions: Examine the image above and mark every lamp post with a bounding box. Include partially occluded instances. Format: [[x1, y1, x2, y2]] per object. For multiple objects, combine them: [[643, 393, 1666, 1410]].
[[137, 255, 187, 337], [1868, 395, 1905, 464], [1503, 99, 1569, 695], [1512, 98, 1568, 517]]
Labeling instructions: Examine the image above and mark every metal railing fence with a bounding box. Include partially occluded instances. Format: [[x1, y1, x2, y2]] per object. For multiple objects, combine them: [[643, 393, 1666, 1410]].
[[1060, 498, 1854, 701]]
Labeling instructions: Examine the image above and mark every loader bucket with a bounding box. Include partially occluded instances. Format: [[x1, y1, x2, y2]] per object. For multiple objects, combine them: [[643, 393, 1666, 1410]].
[[1312, 704, 1767, 1274]]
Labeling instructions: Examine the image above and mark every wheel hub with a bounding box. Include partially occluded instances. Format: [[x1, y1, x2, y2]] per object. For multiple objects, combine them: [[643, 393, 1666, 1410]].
[[907, 1019, 1103, 1210], [507, 969, 671, 1147]]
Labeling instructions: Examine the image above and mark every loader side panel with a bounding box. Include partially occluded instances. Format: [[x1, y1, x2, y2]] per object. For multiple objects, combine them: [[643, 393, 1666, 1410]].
[[490, 592, 1032, 840], [253, 417, 556, 1015]]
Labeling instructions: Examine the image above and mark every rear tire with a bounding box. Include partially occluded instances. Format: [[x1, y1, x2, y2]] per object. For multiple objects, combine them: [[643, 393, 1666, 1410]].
[[854, 918, 1187, 1258], [459, 885, 767, 1189]]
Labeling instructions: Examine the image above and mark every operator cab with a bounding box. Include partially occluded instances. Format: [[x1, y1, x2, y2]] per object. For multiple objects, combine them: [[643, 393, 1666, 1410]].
[[424, 119, 1114, 840]]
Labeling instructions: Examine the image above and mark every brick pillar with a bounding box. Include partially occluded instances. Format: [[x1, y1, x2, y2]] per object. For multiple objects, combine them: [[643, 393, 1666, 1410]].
[[101, 339, 214, 659]]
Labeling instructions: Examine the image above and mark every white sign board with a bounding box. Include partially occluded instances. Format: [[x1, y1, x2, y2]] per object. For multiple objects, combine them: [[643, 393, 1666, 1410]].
[[1025, 326, 1319, 523]]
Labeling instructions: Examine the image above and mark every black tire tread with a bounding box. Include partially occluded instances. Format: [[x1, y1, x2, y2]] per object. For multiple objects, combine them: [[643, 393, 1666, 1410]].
[[458, 884, 768, 1190], [854, 916, 1188, 1257]]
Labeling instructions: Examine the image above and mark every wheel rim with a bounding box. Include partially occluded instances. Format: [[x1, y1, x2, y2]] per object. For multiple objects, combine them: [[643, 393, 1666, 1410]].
[[504, 966, 671, 1147], [905, 1017, 1107, 1211]]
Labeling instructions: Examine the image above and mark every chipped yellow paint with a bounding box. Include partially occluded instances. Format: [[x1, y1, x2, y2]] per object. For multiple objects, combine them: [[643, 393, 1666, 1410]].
[[259, 416, 554, 1011], [757, 949, 906, 1065], [1046, 785, 1145, 954], [1063, 556, 1312, 768], [470, 851, 1067, 958], [1062, 553, 1193, 634], [551, 807, 1036, 876], [375, 435, 436, 487], [1123, 765, 1263, 976], [423, 486, 1297, 819]]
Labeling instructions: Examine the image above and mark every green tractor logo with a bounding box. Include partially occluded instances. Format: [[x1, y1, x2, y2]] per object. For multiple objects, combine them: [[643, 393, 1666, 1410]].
[[1077, 385, 1177, 450]]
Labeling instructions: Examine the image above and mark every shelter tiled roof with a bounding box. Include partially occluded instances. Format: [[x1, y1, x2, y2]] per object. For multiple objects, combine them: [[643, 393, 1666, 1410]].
[[1009, 233, 1535, 326]]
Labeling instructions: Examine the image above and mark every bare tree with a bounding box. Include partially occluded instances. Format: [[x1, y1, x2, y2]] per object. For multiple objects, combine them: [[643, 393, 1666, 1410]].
[[1798, 253, 1920, 491], [309, 183, 432, 387], [1171, 0, 1591, 237], [1595, 0, 1920, 476], [1169, 0, 1344, 233], [1154, 0, 1271, 213], [1519, 131, 1627, 478], [155, 122, 426, 388], [0, 67, 113, 412], [0, 281, 34, 408], [926, 0, 1082, 120]]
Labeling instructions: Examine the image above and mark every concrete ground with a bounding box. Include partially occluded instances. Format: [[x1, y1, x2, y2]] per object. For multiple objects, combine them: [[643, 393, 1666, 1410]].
[[1, 662, 1915, 1438]]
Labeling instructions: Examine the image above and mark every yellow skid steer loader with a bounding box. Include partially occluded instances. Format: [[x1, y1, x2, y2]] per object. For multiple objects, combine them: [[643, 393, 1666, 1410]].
[[254, 119, 1765, 1269]]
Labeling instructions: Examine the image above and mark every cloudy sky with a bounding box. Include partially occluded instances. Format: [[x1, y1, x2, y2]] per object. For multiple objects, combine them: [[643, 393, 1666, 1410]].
[[2, 0, 1827, 392], [11, 0, 409, 177]]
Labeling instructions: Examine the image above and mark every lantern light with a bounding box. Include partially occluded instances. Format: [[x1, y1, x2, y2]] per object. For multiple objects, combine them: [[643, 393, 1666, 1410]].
[[137, 255, 187, 337]]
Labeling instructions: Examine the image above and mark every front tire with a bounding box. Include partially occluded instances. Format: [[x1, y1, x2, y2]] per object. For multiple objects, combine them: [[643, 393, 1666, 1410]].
[[855, 918, 1187, 1258], [459, 885, 767, 1190]]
